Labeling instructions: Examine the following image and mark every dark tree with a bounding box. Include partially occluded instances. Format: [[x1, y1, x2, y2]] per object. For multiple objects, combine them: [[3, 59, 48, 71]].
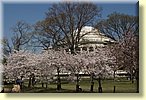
[[96, 12, 138, 41], [32, 20, 59, 50], [34, 3, 102, 53], [90, 73, 94, 92], [2, 38, 12, 55], [2, 21, 32, 55], [11, 21, 32, 51], [1, 21, 32, 66], [99, 13, 139, 92]]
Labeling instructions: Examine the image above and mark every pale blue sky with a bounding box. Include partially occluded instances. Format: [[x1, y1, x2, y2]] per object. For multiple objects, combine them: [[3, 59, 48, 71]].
[[3, 2, 138, 39]]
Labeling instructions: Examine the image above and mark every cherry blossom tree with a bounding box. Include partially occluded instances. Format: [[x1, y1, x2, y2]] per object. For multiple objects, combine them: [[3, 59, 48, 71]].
[[107, 30, 139, 92], [62, 48, 113, 92], [4, 50, 38, 87], [81, 48, 113, 92], [66, 53, 86, 92], [3, 48, 115, 92], [3, 49, 68, 90], [3, 50, 53, 88], [46, 49, 68, 90]]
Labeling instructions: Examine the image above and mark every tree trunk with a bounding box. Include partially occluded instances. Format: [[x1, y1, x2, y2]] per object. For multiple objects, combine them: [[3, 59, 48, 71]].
[[113, 70, 116, 93], [130, 67, 134, 83], [90, 73, 94, 92], [45, 83, 48, 88], [57, 67, 61, 90], [70, 45, 75, 54], [42, 83, 44, 88], [98, 76, 102, 93], [28, 75, 32, 88], [113, 70, 116, 80], [76, 74, 80, 92], [32, 75, 35, 87], [136, 68, 139, 93], [131, 73, 134, 83], [45, 76, 48, 88], [113, 86, 116, 93]]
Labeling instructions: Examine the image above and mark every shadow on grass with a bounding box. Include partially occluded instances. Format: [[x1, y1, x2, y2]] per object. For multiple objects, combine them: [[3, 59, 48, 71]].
[[21, 87, 96, 93]]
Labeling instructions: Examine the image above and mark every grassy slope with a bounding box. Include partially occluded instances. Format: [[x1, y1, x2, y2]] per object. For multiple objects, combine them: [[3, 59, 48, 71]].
[[3, 78, 137, 93]]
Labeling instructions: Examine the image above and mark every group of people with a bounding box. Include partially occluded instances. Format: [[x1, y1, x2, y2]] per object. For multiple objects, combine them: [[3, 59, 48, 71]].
[[1, 77, 23, 93]]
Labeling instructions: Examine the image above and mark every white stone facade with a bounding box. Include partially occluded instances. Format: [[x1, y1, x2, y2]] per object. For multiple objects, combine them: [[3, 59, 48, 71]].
[[76, 26, 115, 52]]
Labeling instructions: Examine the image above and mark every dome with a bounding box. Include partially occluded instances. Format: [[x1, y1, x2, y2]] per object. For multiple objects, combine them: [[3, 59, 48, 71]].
[[79, 26, 99, 35], [77, 26, 115, 48]]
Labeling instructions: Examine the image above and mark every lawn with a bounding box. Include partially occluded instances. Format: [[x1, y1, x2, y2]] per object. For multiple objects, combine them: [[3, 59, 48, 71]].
[[4, 78, 137, 93]]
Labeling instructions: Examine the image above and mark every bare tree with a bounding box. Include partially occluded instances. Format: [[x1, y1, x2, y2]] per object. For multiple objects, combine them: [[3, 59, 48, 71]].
[[96, 12, 138, 41], [96, 12, 139, 92], [32, 20, 63, 50], [122, 31, 139, 83], [11, 21, 32, 51], [34, 3, 102, 53], [107, 31, 139, 92], [2, 38, 12, 55]]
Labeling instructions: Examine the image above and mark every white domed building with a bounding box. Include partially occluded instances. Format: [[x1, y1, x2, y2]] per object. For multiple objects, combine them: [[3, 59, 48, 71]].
[[76, 26, 115, 52]]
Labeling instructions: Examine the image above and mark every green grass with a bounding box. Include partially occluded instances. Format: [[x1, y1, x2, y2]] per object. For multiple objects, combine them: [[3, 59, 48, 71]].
[[3, 78, 137, 93]]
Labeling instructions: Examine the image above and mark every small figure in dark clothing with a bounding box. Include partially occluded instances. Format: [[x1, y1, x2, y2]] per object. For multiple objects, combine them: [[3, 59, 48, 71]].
[[16, 78, 21, 85], [16, 78, 23, 89]]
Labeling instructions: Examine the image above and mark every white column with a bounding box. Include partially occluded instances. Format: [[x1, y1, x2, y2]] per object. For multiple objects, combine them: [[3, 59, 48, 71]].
[[93, 46, 96, 52], [87, 47, 89, 54], [80, 47, 83, 53]]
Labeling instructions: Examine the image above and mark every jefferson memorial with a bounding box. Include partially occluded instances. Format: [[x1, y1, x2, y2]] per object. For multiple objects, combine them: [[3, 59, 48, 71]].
[[75, 26, 115, 52]]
